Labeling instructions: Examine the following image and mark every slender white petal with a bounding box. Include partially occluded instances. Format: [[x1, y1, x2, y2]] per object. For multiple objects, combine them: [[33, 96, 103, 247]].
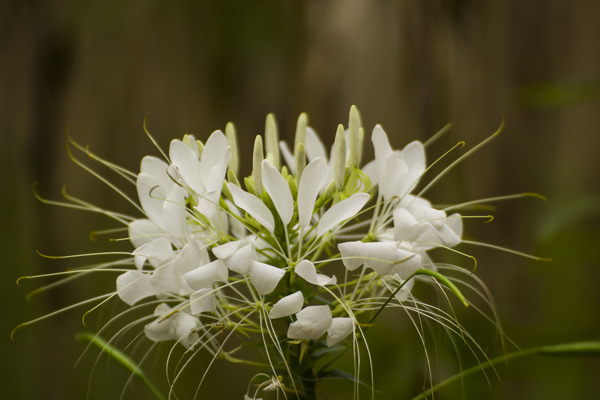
[[189, 288, 217, 315], [338, 241, 367, 271], [269, 291, 304, 319], [326, 317, 354, 346], [169, 139, 204, 194], [128, 219, 162, 248], [116, 271, 156, 306], [162, 185, 186, 238], [393, 207, 423, 242], [361, 160, 378, 186], [140, 156, 172, 192], [295, 260, 337, 286], [371, 124, 393, 180], [136, 172, 166, 228], [262, 159, 294, 226], [398, 140, 426, 195], [380, 154, 408, 200], [287, 305, 332, 340], [249, 261, 285, 295], [145, 304, 200, 348], [316, 193, 369, 237], [227, 183, 275, 232], [279, 141, 295, 174], [297, 157, 327, 228], [132, 237, 173, 269], [199, 130, 230, 187], [304, 127, 328, 161], [184, 260, 228, 290], [225, 244, 255, 274], [213, 240, 243, 260]]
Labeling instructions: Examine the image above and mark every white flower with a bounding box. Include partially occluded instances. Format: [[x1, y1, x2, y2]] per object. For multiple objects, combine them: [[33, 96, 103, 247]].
[[144, 303, 200, 348], [295, 260, 337, 286], [249, 261, 285, 295], [365, 124, 425, 200], [287, 305, 332, 340], [269, 291, 304, 319], [326, 317, 354, 346]]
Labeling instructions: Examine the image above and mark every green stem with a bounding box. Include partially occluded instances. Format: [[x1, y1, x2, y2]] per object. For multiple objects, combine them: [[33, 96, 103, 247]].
[[410, 341, 600, 400]]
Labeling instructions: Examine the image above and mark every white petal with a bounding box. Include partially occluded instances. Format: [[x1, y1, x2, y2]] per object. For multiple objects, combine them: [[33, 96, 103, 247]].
[[169, 139, 204, 194], [445, 213, 463, 246], [316, 193, 369, 237], [136, 172, 166, 228], [399, 141, 426, 195], [224, 244, 255, 274], [393, 277, 415, 302], [393, 207, 423, 242], [213, 241, 243, 260], [363, 242, 399, 275], [162, 185, 186, 238], [361, 160, 378, 186], [304, 127, 328, 161], [295, 260, 337, 286], [140, 156, 172, 193], [227, 183, 275, 232], [261, 160, 294, 226], [269, 291, 304, 319], [371, 125, 393, 179], [128, 219, 162, 248], [150, 263, 180, 293], [116, 271, 156, 306], [297, 157, 327, 228], [279, 140, 295, 174], [250, 261, 285, 295], [391, 251, 422, 279], [326, 317, 354, 346], [189, 288, 217, 315], [199, 130, 230, 187], [184, 260, 228, 290], [380, 154, 408, 200], [132, 237, 173, 269], [338, 241, 368, 271], [144, 304, 200, 347], [287, 305, 332, 340]]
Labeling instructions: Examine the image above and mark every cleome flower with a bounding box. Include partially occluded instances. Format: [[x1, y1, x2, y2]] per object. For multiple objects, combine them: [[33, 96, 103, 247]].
[[18, 106, 541, 400]]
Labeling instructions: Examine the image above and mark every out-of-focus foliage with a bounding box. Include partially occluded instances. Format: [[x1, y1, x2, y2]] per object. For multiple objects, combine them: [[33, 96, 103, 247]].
[[2, 0, 599, 398]]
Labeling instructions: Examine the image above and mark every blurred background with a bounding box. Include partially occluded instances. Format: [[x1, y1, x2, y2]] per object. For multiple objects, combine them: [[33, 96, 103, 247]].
[[2, 0, 599, 398]]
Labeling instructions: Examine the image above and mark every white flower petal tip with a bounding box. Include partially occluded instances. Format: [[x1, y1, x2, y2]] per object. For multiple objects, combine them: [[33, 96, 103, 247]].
[[227, 183, 275, 232], [316, 193, 369, 237], [295, 260, 337, 286], [326, 317, 354, 346], [116, 271, 155, 306], [261, 159, 294, 226], [183, 260, 228, 290], [213, 241, 255, 274], [338, 241, 366, 271], [132, 237, 173, 269], [287, 305, 333, 340], [144, 304, 200, 348], [128, 219, 162, 249], [269, 291, 304, 319], [189, 288, 217, 315], [297, 157, 327, 228], [250, 261, 285, 295]]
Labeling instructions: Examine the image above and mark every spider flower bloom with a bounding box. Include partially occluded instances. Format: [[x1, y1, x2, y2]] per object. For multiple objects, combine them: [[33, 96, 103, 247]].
[[21, 106, 520, 400]]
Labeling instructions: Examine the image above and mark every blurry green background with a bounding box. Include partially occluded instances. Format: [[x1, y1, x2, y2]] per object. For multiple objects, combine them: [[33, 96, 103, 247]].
[[2, 0, 599, 399]]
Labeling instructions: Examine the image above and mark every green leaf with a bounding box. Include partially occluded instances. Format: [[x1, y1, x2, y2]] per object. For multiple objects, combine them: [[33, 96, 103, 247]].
[[409, 341, 600, 400], [76, 332, 166, 400]]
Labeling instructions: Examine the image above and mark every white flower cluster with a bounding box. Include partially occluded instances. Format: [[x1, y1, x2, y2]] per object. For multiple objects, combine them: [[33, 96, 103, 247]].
[[114, 106, 464, 365]]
